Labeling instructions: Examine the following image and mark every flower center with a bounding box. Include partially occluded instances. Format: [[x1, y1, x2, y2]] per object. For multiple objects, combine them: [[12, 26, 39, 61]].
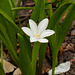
[[35, 34, 39, 38]]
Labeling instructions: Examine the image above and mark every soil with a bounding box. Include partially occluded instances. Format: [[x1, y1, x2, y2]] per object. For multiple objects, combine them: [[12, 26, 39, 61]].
[[1, 0, 75, 75]]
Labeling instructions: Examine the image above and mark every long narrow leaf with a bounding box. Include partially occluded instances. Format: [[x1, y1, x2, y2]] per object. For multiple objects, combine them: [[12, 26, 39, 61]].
[[18, 34, 32, 75], [62, 0, 75, 5], [48, 4, 75, 75], [0, 63, 5, 75], [0, 23, 19, 65], [32, 42, 41, 75], [0, 9, 22, 35]]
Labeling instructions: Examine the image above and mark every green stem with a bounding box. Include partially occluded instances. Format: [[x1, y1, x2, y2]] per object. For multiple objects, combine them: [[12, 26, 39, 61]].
[[32, 42, 41, 75], [45, 0, 53, 18], [49, 0, 53, 18], [14, 0, 22, 19], [1, 41, 3, 67], [17, 14, 22, 29], [50, 4, 53, 18], [33, 0, 37, 4], [9, 0, 14, 8], [12, 7, 34, 11], [52, 52, 58, 75], [39, 43, 47, 75], [12, 7, 50, 11]]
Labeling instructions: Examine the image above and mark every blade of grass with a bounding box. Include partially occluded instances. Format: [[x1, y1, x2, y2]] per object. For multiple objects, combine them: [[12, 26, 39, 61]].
[[38, 0, 48, 75], [18, 33, 32, 75], [30, 0, 44, 23], [39, 43, 47, 75], [0, 23, 19, 65], [48, 3, 72, 29], [32, 42, 41, 75], [1, 41, 3, 67], [14, 0, 22, 19], [57, 4, 75, 49], [0, 9, 23, 35], [62, 0, 75, 5], [45, 0, 53, 18], [0, 63, 5, 75], [17, 14, 22, 29], [48, 4, 75, 75]]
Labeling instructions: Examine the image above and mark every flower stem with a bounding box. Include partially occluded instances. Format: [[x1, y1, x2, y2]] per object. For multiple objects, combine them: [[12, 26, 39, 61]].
[[52, 52, 58, 75], [12, 7, 51, 11], [12, 7, 34, 11], [17, 14, 22, 29], [49, 0, 53, 18], [32, 42, 41, 75], [45, 0, 53, 18], [1, 41, 3, 67]]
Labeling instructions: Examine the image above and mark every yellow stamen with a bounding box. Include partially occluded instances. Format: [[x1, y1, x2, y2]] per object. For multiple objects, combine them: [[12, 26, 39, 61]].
[[36, 34, 39, 38]]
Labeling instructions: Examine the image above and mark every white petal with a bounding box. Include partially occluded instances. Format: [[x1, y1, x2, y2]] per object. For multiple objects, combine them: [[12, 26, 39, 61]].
[[38, 38, 48, 43], [38, 18, 49, 34], [22, 27, 33, 36], [30, 37, 38, 42], [48, 61, 70, 75], [40, 29, 55, 38], [29, 19, 38, 36]]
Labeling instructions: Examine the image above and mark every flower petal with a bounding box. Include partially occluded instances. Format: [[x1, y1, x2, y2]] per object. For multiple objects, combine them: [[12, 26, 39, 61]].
[[38, 18, 49, 34], [30, 37, 38, 42], [39, 29, 55, 38], [22, 27, 33, 36], [29, 19, 38, 36], [48, 61, 70, 75], [38, 38, 48, 43]]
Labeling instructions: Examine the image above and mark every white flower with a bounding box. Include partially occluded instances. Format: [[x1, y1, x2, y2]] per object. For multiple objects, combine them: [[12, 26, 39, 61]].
[[22, 18, 55, 43], [48, 61, 70, 75]]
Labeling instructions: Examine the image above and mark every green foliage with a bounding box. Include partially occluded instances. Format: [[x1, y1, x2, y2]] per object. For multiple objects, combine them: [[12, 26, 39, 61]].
[[0, 0, 75, 75], [48, 3, 75, 75], [39, 43, 47, 75], [18, 34, 32, 75], [0, 63, 5, 75], [30, 0, 44, 22], [62, 0, 75, 5], [0, 0, 20, 65]]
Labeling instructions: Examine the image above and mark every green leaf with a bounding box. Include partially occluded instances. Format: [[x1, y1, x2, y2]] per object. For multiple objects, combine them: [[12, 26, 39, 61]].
[[48, 3, 72, 30], [0, 23, 19, 65], [0, 0, 14, 20], [33, 0, 37, 4], [57, 4, 75, 50], [18, 34, 32, 75], [45, 0, 53, 18], [32, 42, 41, 75], [62, 0, 75, 5], [39, 0, 46, 22], [13, 0, 22, 19], [0, 0, 18, 51], [0, 63, 5, 75], [38, 0, 48, 75], [0, 9, 22, 35], [0, 15, 17, 50], [11, 0, 15, 7], [39, 43, 47, 75], [30, 0, 44, 23], [48, 4, 75, 75]]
